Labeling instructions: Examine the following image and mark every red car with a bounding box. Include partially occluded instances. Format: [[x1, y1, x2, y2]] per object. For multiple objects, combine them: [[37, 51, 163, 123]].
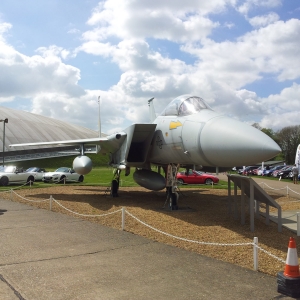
[[176, 170, 219, 185]]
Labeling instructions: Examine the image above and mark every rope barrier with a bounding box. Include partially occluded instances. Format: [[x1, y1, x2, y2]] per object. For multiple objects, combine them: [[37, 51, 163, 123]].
[[1, 181, 292, 271], [52, 198, 122, 217], [12, 190, 49, 203], [125, 210, 252, 246]]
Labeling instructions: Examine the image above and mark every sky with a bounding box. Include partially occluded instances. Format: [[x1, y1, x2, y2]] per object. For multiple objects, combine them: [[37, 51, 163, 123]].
[[0, 0, 299, 134]]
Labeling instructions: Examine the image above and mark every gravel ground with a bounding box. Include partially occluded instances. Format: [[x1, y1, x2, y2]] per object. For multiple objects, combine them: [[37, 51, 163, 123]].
[[4, 184, 300, 277]]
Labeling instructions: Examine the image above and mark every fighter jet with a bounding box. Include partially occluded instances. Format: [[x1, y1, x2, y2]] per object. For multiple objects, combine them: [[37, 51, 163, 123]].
[[10, 95, 281, 209]]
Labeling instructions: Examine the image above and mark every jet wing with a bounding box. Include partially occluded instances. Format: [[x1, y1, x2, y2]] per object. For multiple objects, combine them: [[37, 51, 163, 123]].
[[10, 132, 127, 155]]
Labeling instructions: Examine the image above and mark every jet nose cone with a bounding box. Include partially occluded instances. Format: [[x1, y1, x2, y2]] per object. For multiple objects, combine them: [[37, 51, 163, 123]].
[[200, 117, 281, 166]]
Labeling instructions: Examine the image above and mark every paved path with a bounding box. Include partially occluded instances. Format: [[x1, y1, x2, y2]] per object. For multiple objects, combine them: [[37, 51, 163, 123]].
[[0, 198, 291, 299]]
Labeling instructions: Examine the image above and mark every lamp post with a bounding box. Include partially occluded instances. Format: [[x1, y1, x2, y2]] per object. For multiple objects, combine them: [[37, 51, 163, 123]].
[[98, 96, 101, 138], [0, 118, 8, 167]]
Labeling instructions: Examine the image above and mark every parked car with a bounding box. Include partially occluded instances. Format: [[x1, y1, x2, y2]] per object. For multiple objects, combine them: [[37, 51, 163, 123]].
[[288, 172, 300, 181], [0, 166, 35, 186], [252, 166, 265, 176], [242, 166, 258, 176], [276, 166, 293, 179], [26, 167, 47, 181], [273, 165, 291, 178], [42, 167, 84, 183], [176, 170, 219, 185], [263, 165, 285, 177]]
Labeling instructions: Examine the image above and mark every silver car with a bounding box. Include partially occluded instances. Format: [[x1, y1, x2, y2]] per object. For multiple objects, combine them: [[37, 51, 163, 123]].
[[26, 167, 47, 181], [0, 166, 35, 186], [42, 167, 84, 183]]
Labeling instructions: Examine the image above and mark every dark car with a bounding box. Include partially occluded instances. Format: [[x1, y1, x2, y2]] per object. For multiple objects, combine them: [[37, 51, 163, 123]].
[[272, 165, 291, 178], [276, 166, 293, 179], [176, 170, 219, 185], [263, 165, 285, 177], [242, 166, 258, 176]]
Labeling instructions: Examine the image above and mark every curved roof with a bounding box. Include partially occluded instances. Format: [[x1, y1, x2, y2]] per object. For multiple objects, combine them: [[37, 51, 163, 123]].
[[0, 106, 99, 152]]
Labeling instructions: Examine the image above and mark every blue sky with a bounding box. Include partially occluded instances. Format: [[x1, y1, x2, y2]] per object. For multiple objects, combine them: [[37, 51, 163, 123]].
[[0, 0, 299, 134]]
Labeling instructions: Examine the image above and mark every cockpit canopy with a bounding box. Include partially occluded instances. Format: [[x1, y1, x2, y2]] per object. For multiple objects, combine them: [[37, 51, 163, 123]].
[[160, 95, 212, 116]]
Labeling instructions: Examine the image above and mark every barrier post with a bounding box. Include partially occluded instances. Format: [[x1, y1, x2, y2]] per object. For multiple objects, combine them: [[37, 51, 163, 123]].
[[64, 177, 66, 185], [253, 237, 258, 271], [10, 189, 13, 201], [122, 207, 125, 231], [297, 213, 300, 237], [50, 195, 52, 211], [287, 186, 289, 198]]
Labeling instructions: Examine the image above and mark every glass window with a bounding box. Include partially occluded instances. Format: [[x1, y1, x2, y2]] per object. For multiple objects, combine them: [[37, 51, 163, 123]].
[[161, 95, 211, 116]]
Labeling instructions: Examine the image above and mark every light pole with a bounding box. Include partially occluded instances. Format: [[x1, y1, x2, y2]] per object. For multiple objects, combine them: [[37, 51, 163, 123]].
[[0, 118, 8, 167], [98, 96, 101, 138]]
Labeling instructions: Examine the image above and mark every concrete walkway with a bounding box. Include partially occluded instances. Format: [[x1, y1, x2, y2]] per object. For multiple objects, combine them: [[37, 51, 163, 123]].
[[0, 197, 293, 300]]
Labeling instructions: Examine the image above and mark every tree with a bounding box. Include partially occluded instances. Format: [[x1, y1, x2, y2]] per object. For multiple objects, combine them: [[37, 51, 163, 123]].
[[276, 125, 300, 164]]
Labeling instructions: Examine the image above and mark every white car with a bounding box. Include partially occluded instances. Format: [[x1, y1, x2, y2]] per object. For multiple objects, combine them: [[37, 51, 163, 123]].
[[42, 167, 84, 183], [26, 167, 47, 181], [0, 166, 35, 186]]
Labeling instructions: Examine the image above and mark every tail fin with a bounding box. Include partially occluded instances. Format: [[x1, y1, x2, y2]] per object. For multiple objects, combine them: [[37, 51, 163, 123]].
[[148, 97, 156, 123]]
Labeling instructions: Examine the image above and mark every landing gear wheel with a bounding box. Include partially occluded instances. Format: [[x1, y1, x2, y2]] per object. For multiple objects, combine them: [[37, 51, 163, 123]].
[[170, 192, 179, 210], [111, 179, 119, 197]]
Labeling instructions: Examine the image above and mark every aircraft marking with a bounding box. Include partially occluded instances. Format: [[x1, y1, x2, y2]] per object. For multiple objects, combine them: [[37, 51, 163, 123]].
[[169, 121, 182, 130]]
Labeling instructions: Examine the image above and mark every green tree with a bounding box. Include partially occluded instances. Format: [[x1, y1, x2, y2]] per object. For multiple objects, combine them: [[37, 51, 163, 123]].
[[276, 125, 300, 164]]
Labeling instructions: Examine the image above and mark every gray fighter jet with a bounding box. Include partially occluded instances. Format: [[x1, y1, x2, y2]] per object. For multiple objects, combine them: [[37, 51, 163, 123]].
[[10, 95, 281, 208]]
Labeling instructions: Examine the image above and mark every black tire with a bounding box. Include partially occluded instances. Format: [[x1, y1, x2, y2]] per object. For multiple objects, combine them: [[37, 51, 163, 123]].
[[170, 192, 179, 210], [177, 178, 184, 185], [0, 176, 9, 186], [59, 175, 66, 184], [78, 175, 84, 182], [27, 176, 34, 185], [205, 178, 213, 185], [111, 179, 119, 197]]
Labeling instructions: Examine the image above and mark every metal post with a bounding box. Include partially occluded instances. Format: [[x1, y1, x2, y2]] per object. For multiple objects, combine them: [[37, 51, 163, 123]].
[[122, 207, 125, 230], [98, 96, 101, 138], [253, 237, 258, 271], [228, 176, 231, 215], [250, 180, 254, 232], [50, 195, 53, 211], [2, 118, 8, 167], [241, 180, 245, 225], [234, 183, 238, 220], [297, 213, 300, 236]]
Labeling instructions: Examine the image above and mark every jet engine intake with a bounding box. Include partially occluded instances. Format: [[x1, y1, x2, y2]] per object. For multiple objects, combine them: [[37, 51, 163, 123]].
[[133, 169, 165, 191], [73, 155, 93, 175]]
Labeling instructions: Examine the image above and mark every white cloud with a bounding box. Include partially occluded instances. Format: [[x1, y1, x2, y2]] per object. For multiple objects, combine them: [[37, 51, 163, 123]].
[[83, 0, 239, 43], [0, 27, 84, 99], [1, 0, 300, 135], [237, 0, 282, 15], [259, 83, 300, 130], [248, 12, 280, 28]]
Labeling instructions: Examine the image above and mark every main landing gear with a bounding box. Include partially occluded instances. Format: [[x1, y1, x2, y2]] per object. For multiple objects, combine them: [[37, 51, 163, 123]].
[[164, 164, 180, 210], [111, 169, 121, 197]]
